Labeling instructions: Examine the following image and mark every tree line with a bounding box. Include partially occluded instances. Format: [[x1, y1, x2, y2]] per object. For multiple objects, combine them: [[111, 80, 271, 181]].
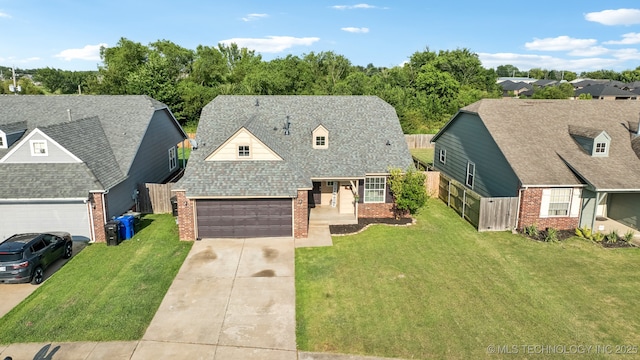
[[2, 38, 639, 133]]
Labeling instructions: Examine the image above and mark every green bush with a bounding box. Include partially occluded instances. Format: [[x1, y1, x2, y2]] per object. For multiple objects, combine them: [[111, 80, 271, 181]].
[[544, 227, 558, 242], [592, 232, 605, 243], [623, 230, 635, 243], [387, 167, 428, 216], [605, 230, 619, 244], [524, 224, 539, 238]]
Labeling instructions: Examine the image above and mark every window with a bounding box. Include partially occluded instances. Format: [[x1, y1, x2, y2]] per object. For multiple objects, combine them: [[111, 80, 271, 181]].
[[595, 142, 606, 154], [168, 147, 177, 171], [30, 140, 48, 156], [439, 149, 446, 164], [0, 136, 4, 147], [326, 181, 334, 186], [466, 162, 475, 188], [238, 145, 250, 157], [315, 136, 326, 146], [364, 177, 385, 203], [548, 188, 572, 216]]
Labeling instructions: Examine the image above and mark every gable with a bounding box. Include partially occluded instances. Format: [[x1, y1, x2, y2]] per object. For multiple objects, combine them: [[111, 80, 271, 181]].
[[0, 128, 82, 164], [312, 124, 329, 149], [206, 127, 282, 161]]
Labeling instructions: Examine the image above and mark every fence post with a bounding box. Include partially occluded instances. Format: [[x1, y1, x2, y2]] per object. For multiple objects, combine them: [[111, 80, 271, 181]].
[[447, 180, 451, 207], [462, 189, 466, 219]]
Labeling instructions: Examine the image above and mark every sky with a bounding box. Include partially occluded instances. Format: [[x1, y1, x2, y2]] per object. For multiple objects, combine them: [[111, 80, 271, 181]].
[[1, 1, 640, 73]]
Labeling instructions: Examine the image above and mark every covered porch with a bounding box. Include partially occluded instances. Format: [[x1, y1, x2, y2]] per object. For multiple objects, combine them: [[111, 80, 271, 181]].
[[582, 189, 640, 241], [308, 179, 359, 226]]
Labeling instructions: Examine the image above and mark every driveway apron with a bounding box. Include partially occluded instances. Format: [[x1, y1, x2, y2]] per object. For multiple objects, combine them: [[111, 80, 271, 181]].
[[138, 237, 296, 360]]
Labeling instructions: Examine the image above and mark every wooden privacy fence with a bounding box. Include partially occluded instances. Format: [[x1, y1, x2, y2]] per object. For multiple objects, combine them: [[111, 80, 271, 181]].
[[138, 183, 174, 214], [178, 133, 196, 149], [405, 134, 435, 149], [438, 173, 518, 231]]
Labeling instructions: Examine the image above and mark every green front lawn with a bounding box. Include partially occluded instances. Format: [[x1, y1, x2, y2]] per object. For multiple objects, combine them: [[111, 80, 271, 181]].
[[296, 201, 640, 359], [0, 214, 192, 344]]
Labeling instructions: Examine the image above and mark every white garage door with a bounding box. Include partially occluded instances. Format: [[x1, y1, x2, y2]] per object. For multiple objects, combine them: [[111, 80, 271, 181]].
[[0, 201, 91, 240]]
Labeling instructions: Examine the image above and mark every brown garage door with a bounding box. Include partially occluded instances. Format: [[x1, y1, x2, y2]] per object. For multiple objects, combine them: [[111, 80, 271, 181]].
[[196, 199, 292, 238]]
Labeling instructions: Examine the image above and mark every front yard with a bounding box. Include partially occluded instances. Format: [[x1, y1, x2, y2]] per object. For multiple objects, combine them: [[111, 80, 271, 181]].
[[0, 214, 192, 344], [296, 201, 640, 359]]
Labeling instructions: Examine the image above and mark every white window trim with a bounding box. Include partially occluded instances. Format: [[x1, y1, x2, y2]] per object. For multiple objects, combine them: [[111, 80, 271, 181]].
[[168, 147, 177, 171], [539, 188, 581, 218], [237, 144, 251, 159], [30, 140, 48, 156], [0, 132, 6, 149], [466, 162, 475, 188], [364, 176, 386, 203], [439, 149, 446, 164]]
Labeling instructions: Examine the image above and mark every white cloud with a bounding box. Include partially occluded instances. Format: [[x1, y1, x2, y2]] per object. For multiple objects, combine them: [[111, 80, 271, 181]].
[[218, 36, 320, 53], [241, 13, 268, 22], [585, 8, 640, 26], [610, 48, 640, 61], [54, 43, 106, 61], [568, 46, 610, 57], [0, 56, 40, 64], [525, 36, 597, 51], [341, 27, 369, 33], [478, 52, 621, 72], [331, 4, 382, 10], [605, 32, 640, 45], [0, 11, 10, 18]]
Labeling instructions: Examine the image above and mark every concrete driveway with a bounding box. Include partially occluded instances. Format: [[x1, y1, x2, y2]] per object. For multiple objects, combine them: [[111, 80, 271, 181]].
[[0, 240, 88, 318], [136, 237, 296, 360]]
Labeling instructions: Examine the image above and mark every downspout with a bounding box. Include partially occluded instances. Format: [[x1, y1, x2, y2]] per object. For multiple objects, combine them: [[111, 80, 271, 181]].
[[515, 186, 525, 231]]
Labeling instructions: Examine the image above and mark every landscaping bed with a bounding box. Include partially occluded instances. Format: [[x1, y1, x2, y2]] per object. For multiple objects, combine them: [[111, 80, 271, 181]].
[[329, 217, 413, 235]]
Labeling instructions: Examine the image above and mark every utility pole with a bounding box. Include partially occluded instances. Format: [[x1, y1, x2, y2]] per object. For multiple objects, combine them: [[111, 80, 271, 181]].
[[9, 66, 21, 95]]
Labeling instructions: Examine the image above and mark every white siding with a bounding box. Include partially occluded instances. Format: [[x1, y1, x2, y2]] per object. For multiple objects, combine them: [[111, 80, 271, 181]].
[[206, 128, 282, 161]]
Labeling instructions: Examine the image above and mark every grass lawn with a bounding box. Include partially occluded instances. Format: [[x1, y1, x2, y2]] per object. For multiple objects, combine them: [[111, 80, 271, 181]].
[[0, 214, 192, 344], [410, 148, 434, 165], [296, 201, 640, 359]]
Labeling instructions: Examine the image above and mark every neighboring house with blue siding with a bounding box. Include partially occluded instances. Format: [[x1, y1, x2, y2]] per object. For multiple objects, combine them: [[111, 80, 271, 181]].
[[0, 95, 187, 242], [432, 99, 640, 232]]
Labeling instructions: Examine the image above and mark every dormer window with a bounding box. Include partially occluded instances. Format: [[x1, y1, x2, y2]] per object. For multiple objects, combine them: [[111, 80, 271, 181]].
[[595, 142, 607, 154], [0, 134, 4, 148], [568, 125, 610, 158], [30, 140, 48, 156], [312, 125, 329, 149]]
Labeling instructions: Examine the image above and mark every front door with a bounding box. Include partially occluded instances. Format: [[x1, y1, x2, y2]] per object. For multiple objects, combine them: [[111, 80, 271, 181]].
[[310, 182, 321, 208]]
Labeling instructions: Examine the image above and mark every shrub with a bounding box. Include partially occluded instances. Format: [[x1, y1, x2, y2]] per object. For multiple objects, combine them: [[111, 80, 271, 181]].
[[623, 230, 635, 243], [544, 227, 558, 242], [524, 224, 539, 238], [606, 230, 619, 244], [387, 167, 428, 216], [592, 232, 605, 243], [575, 226, 592, 240]]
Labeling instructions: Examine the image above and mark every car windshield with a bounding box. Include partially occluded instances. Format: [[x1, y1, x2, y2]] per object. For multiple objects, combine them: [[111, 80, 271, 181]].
[[0, 252, 23, 262]]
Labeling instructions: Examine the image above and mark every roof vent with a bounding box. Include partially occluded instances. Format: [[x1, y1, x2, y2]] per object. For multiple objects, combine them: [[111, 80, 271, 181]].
[[255, 99, 259, 106], [284, 115, 291, 135], [67, 109, 72, 122]]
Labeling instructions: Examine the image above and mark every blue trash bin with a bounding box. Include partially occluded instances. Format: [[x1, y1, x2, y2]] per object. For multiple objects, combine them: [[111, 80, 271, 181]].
[[116, 215, 135, 240]]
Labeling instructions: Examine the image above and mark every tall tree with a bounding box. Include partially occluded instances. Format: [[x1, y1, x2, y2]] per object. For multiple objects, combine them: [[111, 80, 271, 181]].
[[94, 38, 149, 94]]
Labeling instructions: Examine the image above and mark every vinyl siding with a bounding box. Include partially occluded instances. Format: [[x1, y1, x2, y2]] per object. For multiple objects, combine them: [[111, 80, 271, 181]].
[[3, 132, 79, 163], [572, 136, 593, 155], [579, 188, 597, 229], [433, 113, 519, 197], [607, 193, 640, 230], [106, 110, 185, 217]]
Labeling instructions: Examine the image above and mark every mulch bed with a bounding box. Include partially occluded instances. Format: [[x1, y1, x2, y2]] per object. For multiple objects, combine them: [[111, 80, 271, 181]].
[[521, 229, 636, 248], [329, 217, 414, 235]]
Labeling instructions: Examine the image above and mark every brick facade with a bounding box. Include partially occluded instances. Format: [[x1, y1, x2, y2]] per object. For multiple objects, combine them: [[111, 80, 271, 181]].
[[90, 192, 107, 243], [358, 203, 404, 219], [294, 190, 309, 238], [174, 190, 196, 241], [517, 187, 579, 230]]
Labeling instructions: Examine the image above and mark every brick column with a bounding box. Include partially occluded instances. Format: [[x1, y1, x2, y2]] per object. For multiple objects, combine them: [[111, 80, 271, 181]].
[[294, 190, 309, 238], [90, 192, 107, 243], [174, 190, 196, 241]]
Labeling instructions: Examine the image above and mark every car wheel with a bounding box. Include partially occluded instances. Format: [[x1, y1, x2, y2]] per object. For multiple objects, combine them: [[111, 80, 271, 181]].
[[63, 243, 73, 259], [31, 266, 44, 285]]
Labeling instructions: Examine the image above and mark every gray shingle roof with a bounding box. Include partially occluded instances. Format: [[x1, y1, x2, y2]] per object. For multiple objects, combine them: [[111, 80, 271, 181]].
[[455, 99, 640, 190], [574, 84, 637, 97], [0, 95, 177, 198], [0, 163, 101, 198], [177, 95, 413, 197]]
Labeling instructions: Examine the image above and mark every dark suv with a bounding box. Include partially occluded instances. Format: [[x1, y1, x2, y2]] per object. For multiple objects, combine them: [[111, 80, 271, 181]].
[[0, 232, 73, 285]]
